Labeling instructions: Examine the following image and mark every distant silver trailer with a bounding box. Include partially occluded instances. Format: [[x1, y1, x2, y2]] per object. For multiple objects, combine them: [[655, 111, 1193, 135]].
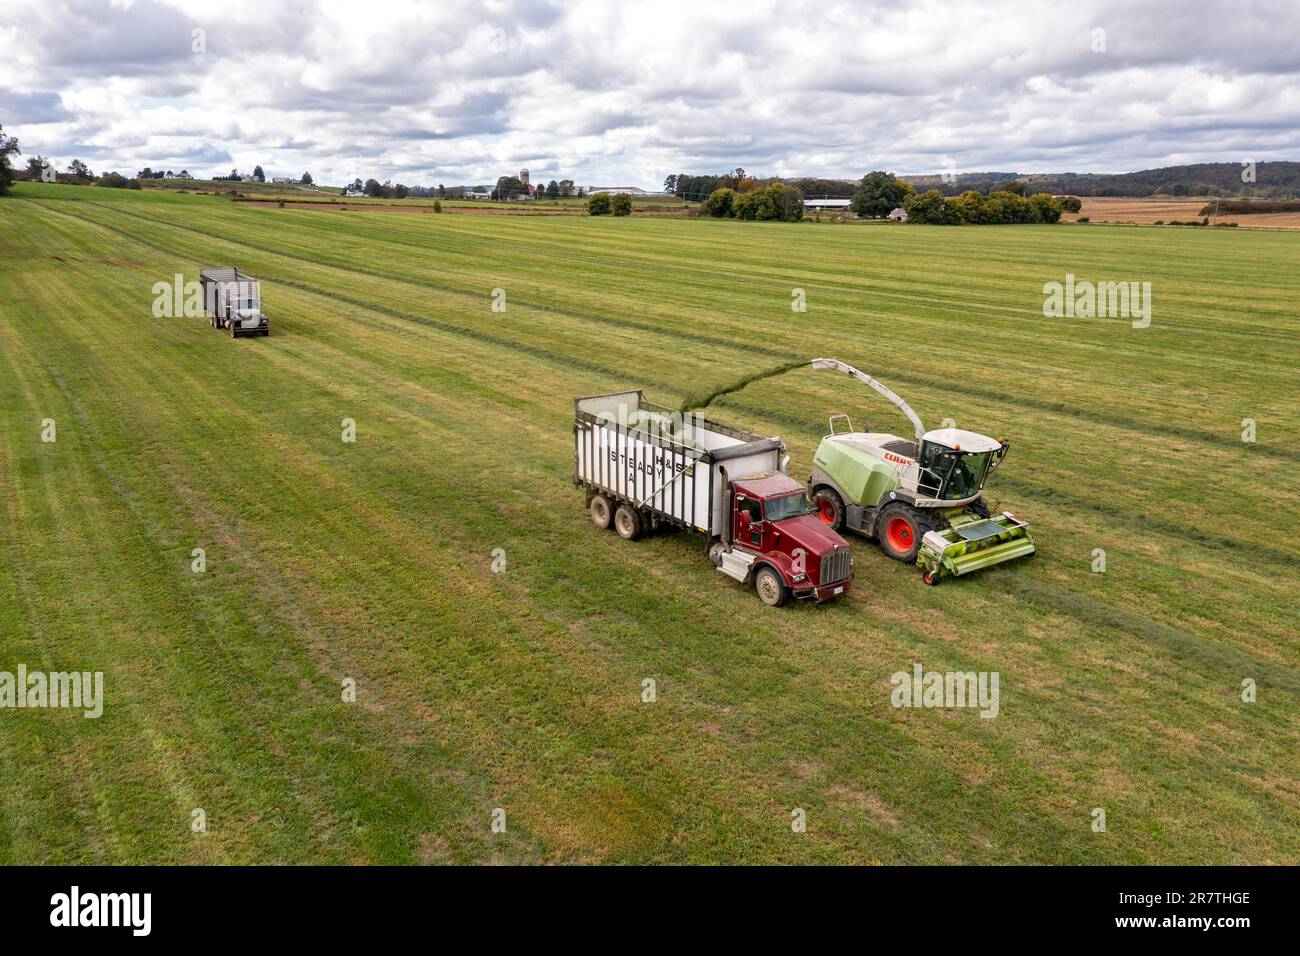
[[199, 268, 269, 337]]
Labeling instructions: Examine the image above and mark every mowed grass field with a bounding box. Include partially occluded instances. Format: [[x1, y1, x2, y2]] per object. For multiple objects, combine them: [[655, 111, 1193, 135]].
[[1, 181, 1297, 864]]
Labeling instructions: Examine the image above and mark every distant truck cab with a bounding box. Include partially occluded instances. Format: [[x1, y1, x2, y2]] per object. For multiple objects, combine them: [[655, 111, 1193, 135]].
[[200, 268, 270, 337], [574, 390, 853, 607]]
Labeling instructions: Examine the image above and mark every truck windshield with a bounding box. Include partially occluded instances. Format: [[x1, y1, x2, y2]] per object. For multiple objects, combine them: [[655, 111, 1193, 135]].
[[764, 493, 812, 521]]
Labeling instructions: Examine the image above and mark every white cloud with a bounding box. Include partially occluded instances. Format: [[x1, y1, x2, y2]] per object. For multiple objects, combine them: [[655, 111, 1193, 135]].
[[1, 0, 1298, 186]]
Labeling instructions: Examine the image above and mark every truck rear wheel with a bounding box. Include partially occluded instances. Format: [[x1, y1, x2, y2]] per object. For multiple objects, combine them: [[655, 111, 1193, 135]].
[[876, 502, 935, 562], [614, 504, 643, 541], [589, 495, 613, 530], [754, 566, 788, 607], [813, 487, 845, 531]]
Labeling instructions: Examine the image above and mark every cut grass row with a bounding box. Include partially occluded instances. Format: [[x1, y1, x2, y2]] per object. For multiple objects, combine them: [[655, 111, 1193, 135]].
[[1, 183, 1296, 863]]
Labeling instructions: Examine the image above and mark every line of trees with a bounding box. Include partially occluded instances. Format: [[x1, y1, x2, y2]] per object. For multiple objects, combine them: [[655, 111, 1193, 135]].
[[588, 192, 631, 216], [703, 183, 803, 221], [905, 188, 1063, 224]]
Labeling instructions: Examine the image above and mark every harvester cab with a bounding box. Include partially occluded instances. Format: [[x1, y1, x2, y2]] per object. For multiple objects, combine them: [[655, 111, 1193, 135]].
[[805, 358, 1035, 584]]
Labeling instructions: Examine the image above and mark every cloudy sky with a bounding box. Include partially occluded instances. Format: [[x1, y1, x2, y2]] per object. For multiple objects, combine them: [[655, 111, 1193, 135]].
[[2, 0, 1297, 189]]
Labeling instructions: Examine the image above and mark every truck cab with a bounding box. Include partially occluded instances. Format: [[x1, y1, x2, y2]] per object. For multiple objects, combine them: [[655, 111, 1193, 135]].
[[713, 471, 853, 606]]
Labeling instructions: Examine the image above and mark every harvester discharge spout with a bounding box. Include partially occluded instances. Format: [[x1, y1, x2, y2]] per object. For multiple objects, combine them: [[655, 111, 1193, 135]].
[[810, 358, 925, 442]]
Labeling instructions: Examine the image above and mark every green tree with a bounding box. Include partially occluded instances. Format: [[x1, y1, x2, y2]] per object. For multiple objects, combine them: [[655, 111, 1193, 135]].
[[0, 125, 19, 194], [252, 165, 265, 182], [704, 187, 736, 217], [610, 193, 632, 216], [948, 190, 988, 224], [68, 159, 93, 180], [1028, 193, 1063, 223], [495, 175, 526, 200], [364, 178, 384, 197], [587, 192, 612, 215], [1059, 196, 1082, 213], [301, 171, 313, 185], [559, 179, 574, 196], [546, 180, 560, 199], [903, 188, 956, 224], [850, 171, 910, 218]]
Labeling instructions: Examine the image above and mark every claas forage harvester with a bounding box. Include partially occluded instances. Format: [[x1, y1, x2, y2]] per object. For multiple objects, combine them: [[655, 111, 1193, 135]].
[[805, 359, 1036, 584], [573, 390, 853, 607]]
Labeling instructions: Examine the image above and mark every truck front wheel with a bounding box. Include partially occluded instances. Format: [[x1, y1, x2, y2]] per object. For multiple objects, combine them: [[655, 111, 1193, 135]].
[[754, 566, 788, 607], [589, 495, 613, 530], [614, 504, 643, 541], [876, 502, 935, 562]]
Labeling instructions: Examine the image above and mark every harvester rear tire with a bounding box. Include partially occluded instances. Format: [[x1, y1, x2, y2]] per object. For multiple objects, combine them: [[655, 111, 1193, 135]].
[[589, 495, 614, 530], [813, 487, 845, 531], [876, 503, 934, 563], [614, 504, 643, 541]]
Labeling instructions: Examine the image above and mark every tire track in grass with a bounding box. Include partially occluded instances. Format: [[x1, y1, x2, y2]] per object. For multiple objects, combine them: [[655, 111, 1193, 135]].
[[4, 250, 495, 862], [15, 197, 1295, 861], [61, 200, 1300, 464], [1001, 577, 1300, 696], [44, 200, 1299, 703], [0, 315, 205, 861], [31, 285, 520, 863]]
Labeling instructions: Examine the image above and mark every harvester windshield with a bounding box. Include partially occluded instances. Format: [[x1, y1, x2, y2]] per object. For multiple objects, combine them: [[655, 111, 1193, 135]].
[[919, 446, 993, 500]]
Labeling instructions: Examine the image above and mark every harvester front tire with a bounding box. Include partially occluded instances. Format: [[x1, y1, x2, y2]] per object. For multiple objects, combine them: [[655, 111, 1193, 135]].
[[813, 487, 845, 531], [589, 495, 614, 530], [614, 504, 643, 541], [876, 503, 934, 563], [754, 566, 788, 607]]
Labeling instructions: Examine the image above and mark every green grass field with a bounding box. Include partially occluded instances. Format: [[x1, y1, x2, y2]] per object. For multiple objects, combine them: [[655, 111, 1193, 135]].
[[1, 181, 1297, 864]]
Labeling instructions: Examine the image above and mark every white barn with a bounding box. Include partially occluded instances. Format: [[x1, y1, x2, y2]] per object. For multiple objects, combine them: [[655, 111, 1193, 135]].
[[804, 198, 852, 211]]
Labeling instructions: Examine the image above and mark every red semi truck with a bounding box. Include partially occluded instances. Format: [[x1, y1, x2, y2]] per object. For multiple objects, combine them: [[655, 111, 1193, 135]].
[[574, 390, 853, 606]]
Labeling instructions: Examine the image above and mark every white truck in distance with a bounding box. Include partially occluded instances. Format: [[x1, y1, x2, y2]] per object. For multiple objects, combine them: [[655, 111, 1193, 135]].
[[199, 268, 270, 337]]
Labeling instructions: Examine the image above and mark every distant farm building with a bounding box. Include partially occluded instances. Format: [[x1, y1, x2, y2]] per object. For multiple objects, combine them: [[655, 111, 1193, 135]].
[[804, 198, 852, 211], [888, 207, 908, 222], [588, 186, 648, 196]]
